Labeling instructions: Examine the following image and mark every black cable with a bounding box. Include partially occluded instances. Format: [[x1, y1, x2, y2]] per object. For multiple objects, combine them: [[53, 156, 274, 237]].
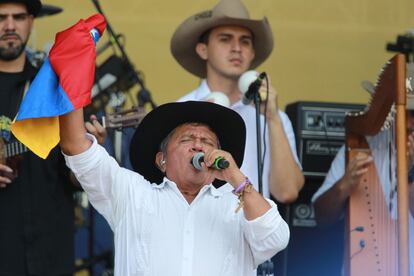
[[91, 0, 156, 109], [350, 239, 366, 259], [260, 74, 269, 178]]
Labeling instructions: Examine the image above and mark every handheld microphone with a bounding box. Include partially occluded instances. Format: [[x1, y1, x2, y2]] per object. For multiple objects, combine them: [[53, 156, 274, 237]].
[[238, 70, 267, 105], [191, 152, 229, 171]]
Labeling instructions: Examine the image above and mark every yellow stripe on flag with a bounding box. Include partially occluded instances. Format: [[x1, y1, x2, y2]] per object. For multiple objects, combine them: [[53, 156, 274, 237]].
[[11, 117, 60, 159]]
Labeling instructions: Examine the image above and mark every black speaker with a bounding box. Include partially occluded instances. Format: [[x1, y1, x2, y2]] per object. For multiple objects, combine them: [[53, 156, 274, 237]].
[[285, 101, 365, 177], [272, 101, 365, 276], [273, 176, 344, 276]]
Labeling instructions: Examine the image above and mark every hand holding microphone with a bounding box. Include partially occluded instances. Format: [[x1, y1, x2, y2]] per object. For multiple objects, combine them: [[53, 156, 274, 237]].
[[191, 151, 248, 189], [239, 70, 279, 117], [191, 152, 229, 171], [238, 70, 267, 105]]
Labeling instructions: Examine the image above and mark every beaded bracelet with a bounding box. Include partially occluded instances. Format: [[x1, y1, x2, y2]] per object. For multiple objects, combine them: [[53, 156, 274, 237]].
[[233, 177, 250, 195], [233, 177, 253, 213]]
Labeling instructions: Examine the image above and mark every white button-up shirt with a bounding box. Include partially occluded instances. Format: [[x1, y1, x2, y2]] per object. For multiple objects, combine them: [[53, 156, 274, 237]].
[[178, 80, 301, 198], [65, 135, 290, 276]]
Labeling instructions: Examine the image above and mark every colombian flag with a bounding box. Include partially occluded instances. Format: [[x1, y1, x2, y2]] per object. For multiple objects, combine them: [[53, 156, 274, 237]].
[[11, 14, 106, 159]]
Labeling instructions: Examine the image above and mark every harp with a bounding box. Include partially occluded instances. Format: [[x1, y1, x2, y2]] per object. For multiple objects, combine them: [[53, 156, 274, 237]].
[[344, 54, 410, 276]]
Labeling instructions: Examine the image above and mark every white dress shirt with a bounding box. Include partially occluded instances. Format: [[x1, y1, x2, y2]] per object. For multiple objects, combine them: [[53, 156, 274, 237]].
[[64, 135, 290, 276], [178, 80, 301, 198]]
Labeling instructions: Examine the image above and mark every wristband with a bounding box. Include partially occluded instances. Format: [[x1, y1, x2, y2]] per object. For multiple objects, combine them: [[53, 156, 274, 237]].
[[233, 177, 250, 195], [233, 177, 253, 213]]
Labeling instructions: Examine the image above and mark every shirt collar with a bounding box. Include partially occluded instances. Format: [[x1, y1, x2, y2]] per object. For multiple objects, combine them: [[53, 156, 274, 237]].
[[159, 176, 225, 198], [197, 79, 243, 108], [193, 79, 211, 100]]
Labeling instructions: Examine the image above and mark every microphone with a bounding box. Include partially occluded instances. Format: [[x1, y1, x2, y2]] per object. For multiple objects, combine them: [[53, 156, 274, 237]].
[[191, 152, 229, 171], [238, 70, 267, 105]]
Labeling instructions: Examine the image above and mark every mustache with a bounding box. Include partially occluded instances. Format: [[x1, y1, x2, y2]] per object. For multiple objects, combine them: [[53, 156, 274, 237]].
[[0, 32, 22, 41]]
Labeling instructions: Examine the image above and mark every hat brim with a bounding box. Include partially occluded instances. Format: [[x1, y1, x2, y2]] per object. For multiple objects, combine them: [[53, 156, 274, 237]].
[[0, 0, 42, 16], [129, 101, 246, 187], [37, 4, 62, 18], [171, 15, 273, 78]]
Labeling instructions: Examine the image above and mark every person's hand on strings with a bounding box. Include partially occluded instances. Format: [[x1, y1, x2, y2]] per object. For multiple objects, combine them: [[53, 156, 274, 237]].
[[341, 152, 373, 193]]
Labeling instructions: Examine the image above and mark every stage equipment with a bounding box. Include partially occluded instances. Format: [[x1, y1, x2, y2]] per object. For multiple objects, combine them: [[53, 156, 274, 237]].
[[90, 0, 156, 110], [387, 30, 414, 60], [286, 101, 365, 178], [237, 70, 271, 273]]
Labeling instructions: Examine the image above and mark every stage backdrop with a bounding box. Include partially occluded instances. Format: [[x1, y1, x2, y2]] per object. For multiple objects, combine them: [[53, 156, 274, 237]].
[[32, 0, 414, 109]]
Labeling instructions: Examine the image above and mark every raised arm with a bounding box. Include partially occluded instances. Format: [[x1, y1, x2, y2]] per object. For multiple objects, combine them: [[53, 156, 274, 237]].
[[59, 108, 92, 155], [259, 78, 304, 203], [267, 111, 304, 203]]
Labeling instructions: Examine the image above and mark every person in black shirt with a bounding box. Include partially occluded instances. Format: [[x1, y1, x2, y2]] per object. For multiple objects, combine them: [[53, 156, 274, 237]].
[[0, 1, 76, 275]]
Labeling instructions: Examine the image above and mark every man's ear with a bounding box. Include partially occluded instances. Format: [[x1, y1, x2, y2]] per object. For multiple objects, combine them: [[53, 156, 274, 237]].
[[196, 43, 208, 61], [155, 152, 166, 172]]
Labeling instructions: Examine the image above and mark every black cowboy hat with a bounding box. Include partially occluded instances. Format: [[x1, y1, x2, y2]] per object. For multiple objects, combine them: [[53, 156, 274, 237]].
[[129, 101, 246, 187], [37, 4, 62, 18], [0, 0, 42, 16]]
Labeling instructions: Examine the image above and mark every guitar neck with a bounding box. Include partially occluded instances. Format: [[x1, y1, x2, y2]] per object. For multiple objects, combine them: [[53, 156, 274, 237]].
[[4, 140, 28, 159], [101, 106, 146, 129]]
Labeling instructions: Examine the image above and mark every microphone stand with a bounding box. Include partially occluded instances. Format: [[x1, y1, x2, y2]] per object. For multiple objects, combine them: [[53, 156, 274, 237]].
[[91, 0, 156, 108], [252, 82, 274, 276], [253, 92, 264, 195]]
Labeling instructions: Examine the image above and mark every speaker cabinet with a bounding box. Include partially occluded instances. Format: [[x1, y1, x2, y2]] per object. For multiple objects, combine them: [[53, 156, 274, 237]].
[[273, 177, 344, 276]]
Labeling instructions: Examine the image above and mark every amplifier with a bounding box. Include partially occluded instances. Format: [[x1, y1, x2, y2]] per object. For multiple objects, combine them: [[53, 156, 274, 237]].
[[285, 101, 365, 177]]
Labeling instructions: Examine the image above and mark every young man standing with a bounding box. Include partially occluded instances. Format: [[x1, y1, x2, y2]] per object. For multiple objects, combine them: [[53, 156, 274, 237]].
[[171, 0, 304, 203]]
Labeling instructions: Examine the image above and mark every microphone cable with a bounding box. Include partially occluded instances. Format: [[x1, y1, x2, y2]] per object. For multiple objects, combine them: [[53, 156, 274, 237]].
[[350, 226, 365, 232], [350, 239, 366, 259], [260, 73, 269, 178], [349, 225, 366, 259]]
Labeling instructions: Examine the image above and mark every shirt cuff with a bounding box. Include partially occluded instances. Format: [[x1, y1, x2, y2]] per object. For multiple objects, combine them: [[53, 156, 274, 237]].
[[243, 199, 287, 240], [63, 133, 101, 177]]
